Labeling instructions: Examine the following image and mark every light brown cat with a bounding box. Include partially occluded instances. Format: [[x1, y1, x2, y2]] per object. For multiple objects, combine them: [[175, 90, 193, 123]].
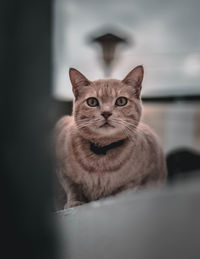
[[55, 66, 167, 209]]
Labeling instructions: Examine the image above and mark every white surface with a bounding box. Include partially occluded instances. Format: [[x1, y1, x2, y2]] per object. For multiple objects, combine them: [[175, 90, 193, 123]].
[[56, 178, 200, 259]]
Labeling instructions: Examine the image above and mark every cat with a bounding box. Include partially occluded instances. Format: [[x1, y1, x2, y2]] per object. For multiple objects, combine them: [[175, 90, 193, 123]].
[[55, 66, 167, 209]]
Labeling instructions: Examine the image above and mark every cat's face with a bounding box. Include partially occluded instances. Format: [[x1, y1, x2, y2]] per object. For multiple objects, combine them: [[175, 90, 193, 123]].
[[69, 66, 143, 143]]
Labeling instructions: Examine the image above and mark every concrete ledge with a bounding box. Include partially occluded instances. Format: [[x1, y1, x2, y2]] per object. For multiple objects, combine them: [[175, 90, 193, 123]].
[[56, 177, 200, 259]]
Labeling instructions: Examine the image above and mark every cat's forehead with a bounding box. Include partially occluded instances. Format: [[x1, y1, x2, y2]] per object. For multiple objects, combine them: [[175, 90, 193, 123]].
[[91, 79, 129, 98]]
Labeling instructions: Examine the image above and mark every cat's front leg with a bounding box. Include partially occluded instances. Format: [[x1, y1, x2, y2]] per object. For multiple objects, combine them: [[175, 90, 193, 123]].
[[64, 181, 87, 209], [64, 200, 85, 209], [118, 182, 139, 194], [112, 182, 139, 197]]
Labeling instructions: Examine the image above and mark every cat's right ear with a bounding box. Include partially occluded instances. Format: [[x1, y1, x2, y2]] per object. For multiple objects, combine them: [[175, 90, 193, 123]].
[[122, 66, 144, 99], [69, 68, 91, 100]]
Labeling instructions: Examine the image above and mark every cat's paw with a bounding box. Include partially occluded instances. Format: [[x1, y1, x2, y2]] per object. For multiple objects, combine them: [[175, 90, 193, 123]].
[[64, 201, 85, 209]]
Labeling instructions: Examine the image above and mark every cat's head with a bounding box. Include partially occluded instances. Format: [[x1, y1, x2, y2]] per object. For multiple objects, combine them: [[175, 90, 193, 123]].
[[69, 66, 144, 145]]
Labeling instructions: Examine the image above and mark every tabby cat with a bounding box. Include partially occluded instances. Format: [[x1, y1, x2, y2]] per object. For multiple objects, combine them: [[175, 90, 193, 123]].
[[55, 66, 167, 209]]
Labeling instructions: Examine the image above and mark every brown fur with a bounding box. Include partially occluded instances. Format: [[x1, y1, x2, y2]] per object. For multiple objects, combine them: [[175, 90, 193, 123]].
[[55, 66, 167, 209]]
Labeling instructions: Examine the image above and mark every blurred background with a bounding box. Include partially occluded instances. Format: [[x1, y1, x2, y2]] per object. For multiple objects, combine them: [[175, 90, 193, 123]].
[[53, 0, 200, 182]]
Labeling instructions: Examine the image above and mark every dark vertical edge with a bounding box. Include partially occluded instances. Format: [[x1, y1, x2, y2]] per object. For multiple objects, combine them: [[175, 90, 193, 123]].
[[0, 1, 58, 258]]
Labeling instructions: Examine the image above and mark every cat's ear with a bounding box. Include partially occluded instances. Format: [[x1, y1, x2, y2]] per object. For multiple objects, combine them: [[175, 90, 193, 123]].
[[69, 68, 91, 99], [122, 66, 144, 98]]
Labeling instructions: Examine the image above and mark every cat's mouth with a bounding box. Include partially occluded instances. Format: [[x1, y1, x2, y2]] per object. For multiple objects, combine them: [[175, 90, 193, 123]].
[[99, 122, 114, 128]]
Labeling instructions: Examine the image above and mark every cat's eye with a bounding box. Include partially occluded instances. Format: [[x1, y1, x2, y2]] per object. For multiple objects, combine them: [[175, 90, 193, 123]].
[[86, 97, 99, 107], [115, 97, 128, 106]]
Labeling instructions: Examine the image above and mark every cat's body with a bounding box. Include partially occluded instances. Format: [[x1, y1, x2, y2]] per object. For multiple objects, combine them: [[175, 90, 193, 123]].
[[55, 67, 167, 209]]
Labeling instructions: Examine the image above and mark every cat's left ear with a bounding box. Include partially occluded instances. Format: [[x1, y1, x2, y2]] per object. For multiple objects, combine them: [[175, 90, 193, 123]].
[[122, 66, 144, 98], [69, 68, 91, 100]]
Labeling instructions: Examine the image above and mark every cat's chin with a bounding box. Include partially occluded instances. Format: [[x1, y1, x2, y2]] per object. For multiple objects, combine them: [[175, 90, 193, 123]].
[[97, 125, 120, 136], [78, 125, 126, 145], [99, 122, 115, 129], [89, 128, 126, 146]]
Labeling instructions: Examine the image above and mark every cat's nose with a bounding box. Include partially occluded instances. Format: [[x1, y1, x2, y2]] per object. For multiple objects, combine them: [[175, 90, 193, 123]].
[[101, 111, 112, 119]]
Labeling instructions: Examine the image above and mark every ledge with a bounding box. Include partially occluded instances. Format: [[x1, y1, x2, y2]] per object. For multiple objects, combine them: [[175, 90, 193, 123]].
[[56, 177, 200, 259]]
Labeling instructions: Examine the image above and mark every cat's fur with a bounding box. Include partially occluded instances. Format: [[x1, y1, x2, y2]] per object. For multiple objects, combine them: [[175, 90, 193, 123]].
[[55, 66, 167, 209]]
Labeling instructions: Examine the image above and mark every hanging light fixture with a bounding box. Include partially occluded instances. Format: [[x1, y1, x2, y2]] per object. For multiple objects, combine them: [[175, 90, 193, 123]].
[[89, 29, 130, 76]]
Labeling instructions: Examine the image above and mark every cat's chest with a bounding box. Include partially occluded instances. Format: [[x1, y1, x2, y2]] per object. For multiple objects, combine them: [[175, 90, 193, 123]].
[[68, 137, 134, 174], [65, 137, 142, 199], [67, 153, 135, 200], [79, 168, 124, 200]]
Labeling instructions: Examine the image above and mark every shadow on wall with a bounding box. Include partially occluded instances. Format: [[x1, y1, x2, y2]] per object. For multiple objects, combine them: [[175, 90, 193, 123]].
[[167, 148, 200, 182]]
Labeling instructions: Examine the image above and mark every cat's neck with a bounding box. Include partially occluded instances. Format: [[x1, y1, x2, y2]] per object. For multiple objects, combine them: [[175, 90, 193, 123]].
[[73, 124, 139, 147], [90, 139, 126, 155]]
